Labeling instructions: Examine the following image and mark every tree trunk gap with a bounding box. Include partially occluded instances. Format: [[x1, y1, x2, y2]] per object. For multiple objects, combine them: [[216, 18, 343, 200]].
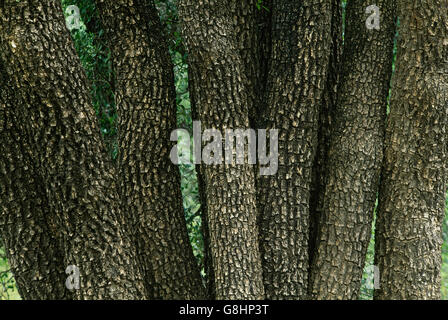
[[0, 0, 446, 300]]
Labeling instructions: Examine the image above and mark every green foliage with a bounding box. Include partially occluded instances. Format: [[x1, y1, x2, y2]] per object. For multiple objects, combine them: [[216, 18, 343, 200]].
[[157, 0, 205, 273], [62, 0, 117, 157], [156, 0, 186, 58], [2, 0, 206, 298], [173, 50, 204, 269], [0, 0, 447, 300], [255, 0, 269, 11], [0, 241, 20, 300], [173, 51, 193, 132]]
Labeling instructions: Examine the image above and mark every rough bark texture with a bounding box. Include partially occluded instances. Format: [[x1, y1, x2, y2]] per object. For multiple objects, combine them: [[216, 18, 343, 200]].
[[257, 0, 332, 299], [196, 167, 214, 298], [0, 0, 146, 299], [95, 0, 205, 300], [252, 2, 272, 129], [0, 62, 69, 300], [178, 0, 265, 299], [308, 0, 342, 271], [70, 0, 116, 153], [231, 0, 267, 127], [374, 0, 448, 300], [188, 61, 215, 299], [309, 0, 396, 299], [1, 0, 446, 302]]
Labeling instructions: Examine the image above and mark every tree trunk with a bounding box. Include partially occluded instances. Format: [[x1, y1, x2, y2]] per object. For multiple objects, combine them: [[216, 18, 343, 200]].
[[256, 0, 332, 299], [309, 0, 396, 299], [0, 0, 145, 299], [0, 61, 69, 300], [232, 0, 268, 128], [308, 0, 343, 274], [95, 0, 205, 299], [178, 0, 265, 299], [69, 0, 116, 153], [374, 0, 448, 300], [1, 0, 446, 302]]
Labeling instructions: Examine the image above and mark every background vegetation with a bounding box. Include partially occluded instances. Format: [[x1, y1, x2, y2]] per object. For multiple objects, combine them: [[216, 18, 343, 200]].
[[1, 0, 447, 300]]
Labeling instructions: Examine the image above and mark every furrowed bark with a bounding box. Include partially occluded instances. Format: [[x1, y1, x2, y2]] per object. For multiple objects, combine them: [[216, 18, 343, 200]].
[[178, 0, 265, 299], [95, 0, 205, 299], [309, 0, 396, 299], [308, 0, 343, 271], [189, 68, 215, 298], [0, 62, 69, 300], [196, 166, 214, 298], [252, 2, 272, 129], [257, 0, 332, 299], [374, 0, 448, 300], [69, 0, 116, 153], [230, 0, 266, 127], [0, 0, 145, 299]]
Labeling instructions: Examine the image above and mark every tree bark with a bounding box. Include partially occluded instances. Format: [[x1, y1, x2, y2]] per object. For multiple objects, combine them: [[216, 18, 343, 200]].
[[1, 0, 446, 302], [308, 0, 343, 273], [309, 0, 396, 299], [231, 0, 268, 128], [256, 0, 333, 299], [69, 0, 116, 153], [0, 0, 145, 299], [178, 0, 265, 299], [374, 0, 448, 300], [95, 0, 205, 299], [0, 61, 69, 300]]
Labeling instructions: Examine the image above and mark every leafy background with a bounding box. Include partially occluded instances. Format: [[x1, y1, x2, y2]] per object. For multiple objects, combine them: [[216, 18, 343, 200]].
[[1, 0, 447, 300]]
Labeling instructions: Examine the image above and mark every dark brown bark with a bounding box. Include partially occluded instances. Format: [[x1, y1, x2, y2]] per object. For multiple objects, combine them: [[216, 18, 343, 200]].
[[69, 0, 116, 153], [231, 0, 267, 127], [0, 0, 445, 302], [95, 0, 205, 299], [178, 0, 265, 299], [187, 57, 215, 299], [256, 0, 333, 299], [252, 1, 272, 129], [0, 0, 145, 299], [196, 166, 214, 298], [308, 0, 343, 272], [0, 61, 69, 300], [309, 0, 396, 299], [374, 0, 448, 300]]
